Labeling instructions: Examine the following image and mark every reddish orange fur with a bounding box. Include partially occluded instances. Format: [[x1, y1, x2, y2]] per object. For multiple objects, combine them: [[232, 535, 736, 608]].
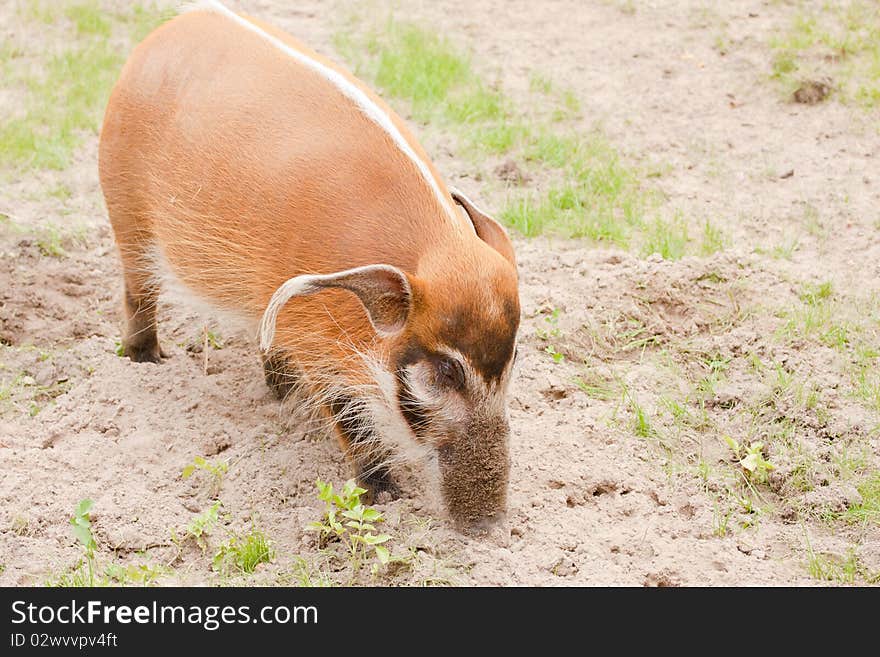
[[99, 9, 519, 515]]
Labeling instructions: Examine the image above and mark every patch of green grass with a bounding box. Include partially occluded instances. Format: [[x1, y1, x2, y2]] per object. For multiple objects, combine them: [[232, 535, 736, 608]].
[[18, 1, 62, 24], [213, 526, 274, 576], [529, 72, 554, 94], [574, 372, 618, 400], [779, 282, 856, 349], [0, 40, 122, 170], [46, 182, 72, 201], [35, 224, 66, 257], [445, 86, 506, 124], [641, 213, 689, 260], [1, 2, 173, 172], [799, 281, 834, 305], [841, 473, 880, 525], [280, 556, 333, 587], [758, 238, 799, 260], [65, 2, 111, 37], [501, 131, 646, 243], [128, 3, 174, 42], [852, 347, 880, 412], [806, 541, 876, 584], [337, 16, 668, 248], [527, 73, 581, 118], [618, 385, 653, 438], [470, 121, 527, 155], [700, 219, 728, 255], [769, 1, 880, 107], [372, 24, 470, 119]]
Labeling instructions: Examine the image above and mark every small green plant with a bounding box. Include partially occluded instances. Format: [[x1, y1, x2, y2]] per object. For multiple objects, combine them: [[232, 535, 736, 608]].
[[69, 498, 98, 585], [48, 499, 104, 587], [713, 503, 733, 537], [529, 71, 554, 94], [725, 436, 776, 484], [535, 308, 562, 340], [631, 400, 652, 437], [212, 526, 274, 576], [48, 499, 166, 586], [544, 345, 565, 364], [171, 501, 221, 553], [308, 479, 392, 574], [799, 281, 834, 305], [205, 330, 223, 349], [182, 456, 228, 496], [620, 385, 652, 438]]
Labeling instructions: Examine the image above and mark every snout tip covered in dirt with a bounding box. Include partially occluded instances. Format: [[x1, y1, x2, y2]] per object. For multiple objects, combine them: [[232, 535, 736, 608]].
[[437, 418, 510, 533]]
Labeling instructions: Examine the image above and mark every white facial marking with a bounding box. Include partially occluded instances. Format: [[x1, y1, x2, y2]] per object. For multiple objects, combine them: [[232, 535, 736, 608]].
[[191, 1, 464, 231]]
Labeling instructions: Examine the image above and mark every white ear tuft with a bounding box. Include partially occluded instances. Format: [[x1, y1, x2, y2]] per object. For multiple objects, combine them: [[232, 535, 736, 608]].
[[258, 264, 412, 352], [258, 275, 318, 352]]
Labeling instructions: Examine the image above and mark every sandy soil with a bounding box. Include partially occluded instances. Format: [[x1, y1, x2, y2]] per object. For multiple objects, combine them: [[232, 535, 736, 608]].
[[1, 0, 878, 586]]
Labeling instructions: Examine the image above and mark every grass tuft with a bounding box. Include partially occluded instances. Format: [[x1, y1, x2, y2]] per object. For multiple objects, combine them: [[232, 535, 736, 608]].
[[842, 473, 880, 525], [0, 2, 174, 172], [213, 527, 274, 576]]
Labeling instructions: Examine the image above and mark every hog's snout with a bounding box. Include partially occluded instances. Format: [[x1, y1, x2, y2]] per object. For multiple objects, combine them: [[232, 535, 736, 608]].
[[437, 416, 510, 531]]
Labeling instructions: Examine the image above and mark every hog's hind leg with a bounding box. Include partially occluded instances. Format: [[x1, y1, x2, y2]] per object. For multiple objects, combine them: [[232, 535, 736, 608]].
[[113, 234, 166, 364]]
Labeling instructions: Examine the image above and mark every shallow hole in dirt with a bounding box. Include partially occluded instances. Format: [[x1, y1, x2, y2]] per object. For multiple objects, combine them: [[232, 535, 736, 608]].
[[589, 480, 619, 497]]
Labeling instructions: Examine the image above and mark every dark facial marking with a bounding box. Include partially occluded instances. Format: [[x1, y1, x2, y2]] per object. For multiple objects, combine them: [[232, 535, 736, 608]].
[[437, 296, 519, 383], [396, 374, 432, 440], [393, 344, 437, 440]]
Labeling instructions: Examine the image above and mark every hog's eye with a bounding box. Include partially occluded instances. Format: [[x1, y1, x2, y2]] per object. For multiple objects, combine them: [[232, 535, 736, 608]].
[[435, 357, 465, 390]]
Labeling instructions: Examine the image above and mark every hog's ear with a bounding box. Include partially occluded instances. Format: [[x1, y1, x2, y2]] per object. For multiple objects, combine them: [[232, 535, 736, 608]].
[[259, 264, 412, 351], [450, 188, 516, 267]]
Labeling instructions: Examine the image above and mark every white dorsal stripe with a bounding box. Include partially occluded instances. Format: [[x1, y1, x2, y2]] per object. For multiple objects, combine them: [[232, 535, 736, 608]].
[[192, 1, 462, 230]]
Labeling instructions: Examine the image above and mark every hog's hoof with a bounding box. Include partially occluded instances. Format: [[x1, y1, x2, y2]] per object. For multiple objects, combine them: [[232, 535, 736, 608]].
[[360, 471, 402, 504], [123, 340, 166, 363]]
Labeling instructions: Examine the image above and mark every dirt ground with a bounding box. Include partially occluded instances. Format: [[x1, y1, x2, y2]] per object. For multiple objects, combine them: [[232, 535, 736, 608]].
[[1, 0, 878, 586]]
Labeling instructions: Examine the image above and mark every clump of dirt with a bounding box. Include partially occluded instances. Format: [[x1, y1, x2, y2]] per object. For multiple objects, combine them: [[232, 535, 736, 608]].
[[494, 159, 531, 185], [793, 78, 832, 104]]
